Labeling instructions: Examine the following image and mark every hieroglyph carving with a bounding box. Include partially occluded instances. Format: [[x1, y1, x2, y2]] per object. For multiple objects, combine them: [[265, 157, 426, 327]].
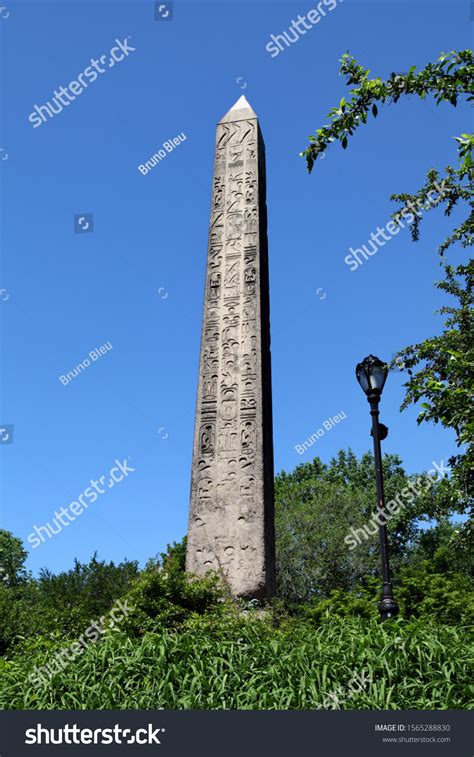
[[187, 98, 275, 599]]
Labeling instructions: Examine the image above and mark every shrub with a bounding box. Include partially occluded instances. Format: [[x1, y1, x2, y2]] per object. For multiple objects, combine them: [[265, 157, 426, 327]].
[[119, 566, 226, 637], [396, 566, 473, 625], [0, 615, 470, 710]]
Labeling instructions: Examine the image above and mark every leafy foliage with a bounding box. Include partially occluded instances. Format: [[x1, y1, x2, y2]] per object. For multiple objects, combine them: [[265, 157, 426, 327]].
[[301, 50, 473, 172], [0, 615, 470, 710], [274, 450, 453, 602], [408, 519, 473, 576], [396, 567, 473, 625], [295, 567, 473, 627], [119, 561, 225, 637], [300, 49, 473, 505], [394, 262, 473, 506], [0, 452, 471, 710], [0, 530, 28, 587], [0, 554, 139, 655]]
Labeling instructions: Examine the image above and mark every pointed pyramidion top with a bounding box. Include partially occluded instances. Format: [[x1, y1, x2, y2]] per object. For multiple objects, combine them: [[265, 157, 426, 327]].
[[219, 95, 258, 123]]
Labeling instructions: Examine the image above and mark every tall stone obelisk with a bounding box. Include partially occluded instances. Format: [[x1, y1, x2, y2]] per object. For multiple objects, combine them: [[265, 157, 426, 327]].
[[186, 96, 275, 599]]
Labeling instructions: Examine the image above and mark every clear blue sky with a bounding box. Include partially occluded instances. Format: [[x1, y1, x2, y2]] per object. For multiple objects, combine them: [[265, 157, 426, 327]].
[[0, 0, 470, 575]]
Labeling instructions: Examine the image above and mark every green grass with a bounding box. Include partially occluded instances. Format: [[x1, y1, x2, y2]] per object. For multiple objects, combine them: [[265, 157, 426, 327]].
[[0, 615, 472, 710]]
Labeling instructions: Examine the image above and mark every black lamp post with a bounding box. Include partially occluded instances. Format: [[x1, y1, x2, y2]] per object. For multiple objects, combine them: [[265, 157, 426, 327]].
[[356, 355, 399, 622]]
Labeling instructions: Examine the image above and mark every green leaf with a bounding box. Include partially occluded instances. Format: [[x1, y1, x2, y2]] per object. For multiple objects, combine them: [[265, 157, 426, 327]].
[[372, 104, 378, 117], [341, 136, 348, 149]]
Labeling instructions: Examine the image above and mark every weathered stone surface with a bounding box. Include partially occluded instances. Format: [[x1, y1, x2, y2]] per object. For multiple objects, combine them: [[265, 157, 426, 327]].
[[186, 96, 276, 599]]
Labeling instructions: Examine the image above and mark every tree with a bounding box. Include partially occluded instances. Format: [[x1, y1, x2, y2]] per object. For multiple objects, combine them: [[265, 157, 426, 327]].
[[404, 519, 473, 577], [300, 50, 473, 507], [301, 51, 472, 172], [0, 548, 140, 654], [0, 530, 28, 587], [274, 449, 447, 603], [36, 554, 140, 632]]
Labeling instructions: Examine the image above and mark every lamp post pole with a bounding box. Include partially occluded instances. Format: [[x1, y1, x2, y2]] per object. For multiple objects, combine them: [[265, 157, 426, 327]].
[[356, 355, 399, 622], [367, 390, 399, 622]]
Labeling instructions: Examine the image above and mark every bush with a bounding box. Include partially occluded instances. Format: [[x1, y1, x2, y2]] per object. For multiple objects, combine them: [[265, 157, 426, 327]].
[[396, 566, 473, 624], [0, 615, 470, 710], [296, 583, 379, 624], [282, 571, 473, 626], [119, 565, 226, 636], [0, 556, 140, 654]]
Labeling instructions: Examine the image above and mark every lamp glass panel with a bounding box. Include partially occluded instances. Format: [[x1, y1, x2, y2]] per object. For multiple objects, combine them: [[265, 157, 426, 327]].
[[370, 364, 387, 391], [357, 365, 370, 393]]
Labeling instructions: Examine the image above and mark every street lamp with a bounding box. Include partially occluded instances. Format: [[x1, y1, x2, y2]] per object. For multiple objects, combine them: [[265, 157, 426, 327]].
[[356, 354, 399, 622]]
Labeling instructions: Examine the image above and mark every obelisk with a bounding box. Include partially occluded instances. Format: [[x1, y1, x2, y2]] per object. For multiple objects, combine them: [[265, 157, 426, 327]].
[[186, 96, 276, 599]]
